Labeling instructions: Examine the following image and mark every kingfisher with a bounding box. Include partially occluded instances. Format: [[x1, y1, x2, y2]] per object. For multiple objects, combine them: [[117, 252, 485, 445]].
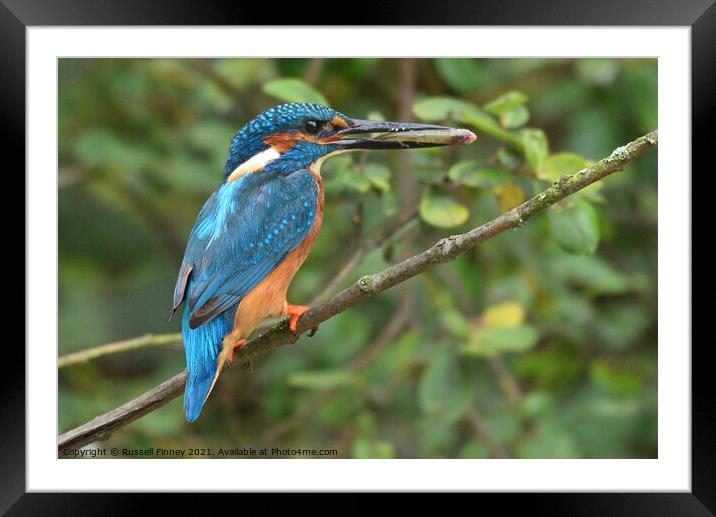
[[170, 102, 475, 422]]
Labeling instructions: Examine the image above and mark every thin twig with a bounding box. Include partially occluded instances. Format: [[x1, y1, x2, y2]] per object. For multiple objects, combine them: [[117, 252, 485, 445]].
[[488, 357, 523, 407], [185, 59, 243, 97], [58, 130, 657, 453], [184, 59, 259, 114], [59, 333, 182, 369]]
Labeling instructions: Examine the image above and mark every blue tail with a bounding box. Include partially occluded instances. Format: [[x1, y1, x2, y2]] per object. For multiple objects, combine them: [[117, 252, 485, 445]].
[[181, 296, 232, 423]]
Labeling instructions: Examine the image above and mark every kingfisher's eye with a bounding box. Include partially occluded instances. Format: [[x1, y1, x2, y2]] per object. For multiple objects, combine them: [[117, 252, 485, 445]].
[[303, 120, 321, 135]]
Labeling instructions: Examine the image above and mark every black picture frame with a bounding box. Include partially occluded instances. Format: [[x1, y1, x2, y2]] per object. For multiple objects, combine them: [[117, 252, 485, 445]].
[[5, 0, 709, 513]]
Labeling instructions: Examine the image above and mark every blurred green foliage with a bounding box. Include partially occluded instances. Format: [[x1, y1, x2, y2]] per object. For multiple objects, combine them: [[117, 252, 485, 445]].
[[59, 58, 657, 459]]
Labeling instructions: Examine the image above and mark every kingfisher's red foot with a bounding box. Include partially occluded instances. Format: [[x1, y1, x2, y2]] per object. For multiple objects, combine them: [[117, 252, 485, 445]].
[[226, 338, 247, 365], [286, 304, 310, 333]]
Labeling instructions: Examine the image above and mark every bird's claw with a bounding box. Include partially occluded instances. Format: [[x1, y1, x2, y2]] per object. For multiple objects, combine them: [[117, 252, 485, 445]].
[[308, 325, 319, 337], [286, 304, 311, 334], [226, 338, 247, 365]]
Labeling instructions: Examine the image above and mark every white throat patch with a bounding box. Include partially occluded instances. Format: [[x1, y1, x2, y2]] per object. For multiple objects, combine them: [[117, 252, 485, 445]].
[[227, 147, 281, 181]]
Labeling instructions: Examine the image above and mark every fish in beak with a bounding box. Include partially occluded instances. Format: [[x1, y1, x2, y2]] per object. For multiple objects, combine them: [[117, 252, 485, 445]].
[[333, 119, 476, 150]]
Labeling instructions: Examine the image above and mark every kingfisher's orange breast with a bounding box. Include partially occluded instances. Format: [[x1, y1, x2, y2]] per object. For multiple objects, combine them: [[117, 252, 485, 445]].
[[230, 171, 324, 336]]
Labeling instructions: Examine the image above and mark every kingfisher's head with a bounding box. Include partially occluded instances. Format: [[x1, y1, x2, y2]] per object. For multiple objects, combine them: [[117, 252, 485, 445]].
[[224, 102, 475, 182]]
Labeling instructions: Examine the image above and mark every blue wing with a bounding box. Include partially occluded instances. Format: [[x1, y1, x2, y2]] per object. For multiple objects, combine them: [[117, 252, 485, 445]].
[[172, 169, 318, 328]]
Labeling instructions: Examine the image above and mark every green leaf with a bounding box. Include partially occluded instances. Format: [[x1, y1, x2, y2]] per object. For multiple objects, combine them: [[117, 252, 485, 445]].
[[420, 415, 459, 456], [321, 154, 352, 177], [73, 130, 118, 168], [414, 96, 523, 149], [341, 173, 372, 194], [493, 182, 524, 212], [356, 411, 378, 435], [459, 439, 491, 459], [363, 163, 391, 192], [365, 110, 386, 121], [539, 152, 592, 182], [548, 199, 601, 255], [74, 129, 157, 172], [594, 301, 650, 350], [434, 59, 484, 93], [287, 369, 357, 390], [352, 437, 396, 459], [519, 128, 549, 171], [418, 349, 474, 423], [448, 161, 510, 188], [520, 391, 554, 418], [447, 160, 477, 182], [215, 59, 269, 89], [420, 186, 470, 228], [463, 324, 539, 357], [132, 404, 184, 436], [500, 105, 530, 129], [460, 110, 521, 147], [323, 159, 372, 194], [318, 390, 364, 426], [483, 409, 523, 444], [186, 121, 234, 160], [363, 331, 422, 385], [413, 96, 484, 123], [624, 61, 658, 133], [517, 419, 580, 458], [262, 78, 329, 105], [514, 344, 585, 390], [481, 325, 539, 353], [484, 91, 528, 115], [549, 254, 633, 295], [497, 147, 522, 170], [590, 361, 643, 395], [441, 309, 471, 339], [576, 59, 618, 86]]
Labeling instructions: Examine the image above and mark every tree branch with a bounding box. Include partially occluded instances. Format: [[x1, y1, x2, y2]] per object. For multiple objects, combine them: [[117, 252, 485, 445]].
[[58, 333, 181, 369], [58, 130, 657, 453]]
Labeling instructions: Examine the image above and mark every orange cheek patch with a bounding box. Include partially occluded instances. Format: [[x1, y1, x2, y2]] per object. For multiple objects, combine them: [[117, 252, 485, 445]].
[[265, 130, 341, 149], [263, 132, 307, 153]]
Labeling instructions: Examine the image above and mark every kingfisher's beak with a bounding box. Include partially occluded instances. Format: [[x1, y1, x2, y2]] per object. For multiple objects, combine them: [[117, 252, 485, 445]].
[[332, 119, 476, 150]]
